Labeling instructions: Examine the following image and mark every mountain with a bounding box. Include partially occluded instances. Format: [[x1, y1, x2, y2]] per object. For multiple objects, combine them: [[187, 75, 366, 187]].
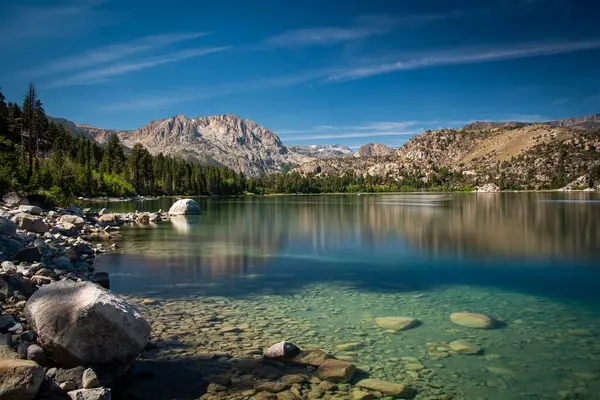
[[51, 113, 317, 176], [461, 113, 600, 132], [354, 143, 392, 158], [295, 123, 600, 190], [287, 144, 353, 159]]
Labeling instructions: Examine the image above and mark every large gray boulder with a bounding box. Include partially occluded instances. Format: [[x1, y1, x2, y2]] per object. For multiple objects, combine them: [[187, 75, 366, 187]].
[[24, 281, 151, 371], [168, 199, 201, 215], [12, 213, 49, 234], [2, 192, 29, 207]]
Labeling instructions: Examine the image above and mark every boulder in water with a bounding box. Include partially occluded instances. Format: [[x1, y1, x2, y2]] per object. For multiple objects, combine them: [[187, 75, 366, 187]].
[[24, 281, 150, 372], [450, 312, 495, 329], [374, 316, 418, 331], [168, 199, 201, 215], [264, 341, 301, 360]]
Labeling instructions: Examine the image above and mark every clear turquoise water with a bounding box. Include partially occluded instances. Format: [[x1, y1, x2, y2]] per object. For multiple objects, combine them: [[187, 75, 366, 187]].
[[93, 193, 600, 399]]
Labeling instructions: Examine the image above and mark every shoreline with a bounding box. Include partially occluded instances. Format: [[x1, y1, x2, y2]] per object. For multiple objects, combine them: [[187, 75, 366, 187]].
[[74, 188, 600, 205]]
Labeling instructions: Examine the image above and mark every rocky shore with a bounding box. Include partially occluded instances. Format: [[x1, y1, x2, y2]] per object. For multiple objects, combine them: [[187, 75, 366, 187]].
[[0, 192, 172, 399]]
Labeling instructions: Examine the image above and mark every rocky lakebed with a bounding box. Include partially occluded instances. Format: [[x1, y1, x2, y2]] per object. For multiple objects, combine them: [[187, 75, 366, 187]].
[[1, 193, 600, 400]]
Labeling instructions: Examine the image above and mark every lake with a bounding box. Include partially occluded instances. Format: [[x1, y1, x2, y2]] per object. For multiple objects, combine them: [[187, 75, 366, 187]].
[[92, 193, 600, 400]]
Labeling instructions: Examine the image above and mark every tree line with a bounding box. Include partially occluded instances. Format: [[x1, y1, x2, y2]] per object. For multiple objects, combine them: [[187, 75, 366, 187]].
[[0, 84, 247, 202]]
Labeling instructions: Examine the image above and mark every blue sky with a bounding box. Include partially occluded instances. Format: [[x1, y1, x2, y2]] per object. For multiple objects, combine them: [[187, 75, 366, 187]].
[[0, 0, 598, 149]]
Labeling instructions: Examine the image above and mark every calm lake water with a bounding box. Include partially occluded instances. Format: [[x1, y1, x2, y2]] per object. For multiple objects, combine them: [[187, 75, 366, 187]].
[[92, 193, 600, 400]]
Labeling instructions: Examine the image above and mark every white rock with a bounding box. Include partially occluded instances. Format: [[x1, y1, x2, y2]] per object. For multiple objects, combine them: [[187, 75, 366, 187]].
[[59, 215, 85, 229], [24, 281, 150, 371], [82, 367, 100, 389], [68, 388, 111, 400], [168, 199, 201, 215], [475, 183, 500, 193]]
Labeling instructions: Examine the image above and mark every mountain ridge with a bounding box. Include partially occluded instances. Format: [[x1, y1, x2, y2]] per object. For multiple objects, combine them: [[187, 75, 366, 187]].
[[49, 112, 600, 184]]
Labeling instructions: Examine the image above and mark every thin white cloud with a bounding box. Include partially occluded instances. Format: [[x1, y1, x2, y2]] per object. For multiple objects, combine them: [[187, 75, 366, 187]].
[[98, 67, 331, 112], [327, 40, 600, 82], [278, 121, 422, 134], [43, 47, 230, 89], [551, 97, 572, 106], [282, 131, 419, 141], [26, 32, 209, 78], [258, 12, 459, 49]]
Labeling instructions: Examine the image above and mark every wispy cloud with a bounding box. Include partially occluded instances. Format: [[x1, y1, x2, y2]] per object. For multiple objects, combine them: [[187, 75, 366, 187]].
[[327, 40, 600, 82], [0, 0, 111, 46], [282, 131, 419, 141], [551, 97, 572, 106], [258, 12, 458, 49], [43, 47, 229, 89], [278, 121, 419, 135], [98, 67, 332, 111], [26, 32, 208, 78]]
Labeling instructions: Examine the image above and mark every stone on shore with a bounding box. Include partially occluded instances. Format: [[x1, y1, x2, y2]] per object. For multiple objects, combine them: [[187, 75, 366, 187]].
[[0, 217, 17, 236], [356, 379, 416, 398], [0, 358, 45, 400], [24, 281, 151, 371], [82, 368, 100, 389], [449, 340, 483, 355], [68, 388, 111, 400], [18, 205, 42, 215], [59, 215, 85, 229], [316, 359, 356, 383], [374, 317, 419, 331], [12, 213, 49, 234], [264, 341, 301, 360], [27, 343, 48, 365], [450, 312, 495, 329], [168, 199, 201, 215], [2, 192, 29, 207]]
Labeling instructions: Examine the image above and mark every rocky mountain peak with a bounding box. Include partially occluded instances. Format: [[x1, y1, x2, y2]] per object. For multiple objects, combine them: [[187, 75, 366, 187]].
[[355, 143, 393, 157]]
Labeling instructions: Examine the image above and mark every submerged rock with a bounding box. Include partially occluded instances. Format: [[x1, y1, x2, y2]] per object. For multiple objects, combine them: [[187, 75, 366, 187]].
[[24, 281, 151, 371], [0, 358, 45, 400], [168, 199, 201, 215], [356, 379, 416, 397], [374, 316, 419, 331], [450, 312, 495, 329], [449, 340, 483, 355], [316, 359, 356, 383]]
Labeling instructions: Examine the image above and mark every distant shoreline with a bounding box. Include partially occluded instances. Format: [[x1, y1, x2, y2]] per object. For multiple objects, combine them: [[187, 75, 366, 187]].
[[74, 188, 599, 203]]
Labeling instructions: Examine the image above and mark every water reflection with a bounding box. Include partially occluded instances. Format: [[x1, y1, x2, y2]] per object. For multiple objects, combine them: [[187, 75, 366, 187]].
[[103, 193, 600, 264]]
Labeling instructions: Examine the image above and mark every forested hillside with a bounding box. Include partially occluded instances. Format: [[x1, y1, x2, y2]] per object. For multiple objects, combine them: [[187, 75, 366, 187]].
[[0, 84, 247, 201]]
